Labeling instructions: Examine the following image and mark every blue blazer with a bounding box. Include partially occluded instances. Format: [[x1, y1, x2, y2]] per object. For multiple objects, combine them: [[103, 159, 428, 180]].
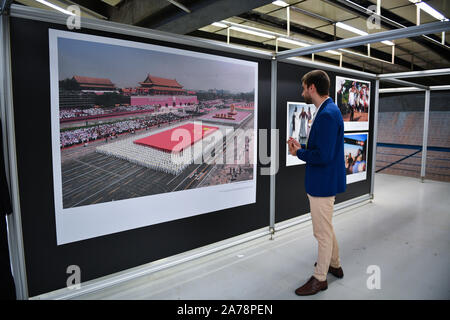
[[296, 97, 346, 197]]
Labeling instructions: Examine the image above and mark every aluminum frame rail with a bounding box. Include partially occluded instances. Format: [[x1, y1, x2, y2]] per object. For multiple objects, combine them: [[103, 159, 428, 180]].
[[379, 85, 450, 93], [370, 79, 380, 198], [381, 78, 429, 90], [421, 89, 431, 182], [276, 20, 450, 60], [0, 13, 28, 300], [378, 68, 450, 79], [376, 68, 450, 183], [5, 3, 276, 300]]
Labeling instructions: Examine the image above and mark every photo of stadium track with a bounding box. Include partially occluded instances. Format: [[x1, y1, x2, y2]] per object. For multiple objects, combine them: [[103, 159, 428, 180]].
[[55, 34, 257, 210]]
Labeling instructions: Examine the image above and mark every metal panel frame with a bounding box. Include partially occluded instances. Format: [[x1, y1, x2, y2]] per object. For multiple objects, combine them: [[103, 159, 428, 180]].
[[276, 21, 450, 60], [6, 4, 276, 300], [378, 68, 450, 80], [269, 58, 277, 234], [379, 85, 450, 93], [284, 57, 377, 79], [421, 90, 430, 182], [376, 68, 449, 183], [9, 4, 273, 60], [0, 13, 28, 300], [370, 80, 380, 199]]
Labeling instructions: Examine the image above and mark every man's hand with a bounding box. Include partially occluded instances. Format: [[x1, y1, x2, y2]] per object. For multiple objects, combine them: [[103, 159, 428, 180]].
[[287, 137, 301, 156]]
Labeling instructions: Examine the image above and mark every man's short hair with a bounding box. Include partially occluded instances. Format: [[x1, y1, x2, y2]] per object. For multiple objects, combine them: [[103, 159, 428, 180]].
[[301, 70, 330, 96]]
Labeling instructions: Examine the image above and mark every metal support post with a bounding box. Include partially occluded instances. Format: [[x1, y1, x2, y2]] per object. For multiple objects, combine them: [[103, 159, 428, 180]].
[[269, 58, 277, 233], [0, 13, 28, 300], [370, 79, 380, 199], [420, 89, 430, 182]]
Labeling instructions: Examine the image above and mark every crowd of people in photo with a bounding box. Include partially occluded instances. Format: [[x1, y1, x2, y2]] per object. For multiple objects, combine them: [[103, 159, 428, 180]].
[[336, 81, 370, 121], [59, 105, 156, 120], [60, 112, 191, 148], [96, 136, 190, 175], [60, 108, 84, 119], [60, 99, 252, 121], [96, 125, 226, 176], [202, 99, 223, 106], [345, 147, 366, 175]]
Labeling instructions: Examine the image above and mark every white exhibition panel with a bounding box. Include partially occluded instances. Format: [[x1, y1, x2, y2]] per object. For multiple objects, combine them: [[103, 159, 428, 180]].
[[49, 29, 258, 245]]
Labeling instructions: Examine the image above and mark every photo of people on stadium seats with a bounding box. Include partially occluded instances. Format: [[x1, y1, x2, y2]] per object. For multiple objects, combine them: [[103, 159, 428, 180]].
[[344, 133, 368, 184], [335, 76, 370, 131], [49, 30, 257, 244]]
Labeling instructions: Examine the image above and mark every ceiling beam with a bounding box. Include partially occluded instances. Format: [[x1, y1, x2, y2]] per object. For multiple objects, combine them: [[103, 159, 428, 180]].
[[378, 68, 450, 79], [188, 29, 386, 74], [152, 0, 275, 34], [108, 0, 174, 26], [165, 0, 191, 13], [239, 11, 424, 71], [276, 20, 450, 59], [68, 0, 111, 18], [109, 0, 274, 34], [325, 0, 450, 63], [1, 0, 13, 14]]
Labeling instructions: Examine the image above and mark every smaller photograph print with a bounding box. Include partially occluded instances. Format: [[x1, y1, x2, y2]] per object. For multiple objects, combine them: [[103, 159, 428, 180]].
[[344, 133, 368, 184], [286, 102, 317, 167], [336, 76, 370, 131]]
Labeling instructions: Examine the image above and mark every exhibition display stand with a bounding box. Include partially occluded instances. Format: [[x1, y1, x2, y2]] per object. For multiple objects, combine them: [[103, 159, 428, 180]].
[[0, 4, 449, 299]]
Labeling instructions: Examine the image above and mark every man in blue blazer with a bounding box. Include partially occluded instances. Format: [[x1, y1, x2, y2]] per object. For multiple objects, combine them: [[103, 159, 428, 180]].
[[287, 70, 346, 296]]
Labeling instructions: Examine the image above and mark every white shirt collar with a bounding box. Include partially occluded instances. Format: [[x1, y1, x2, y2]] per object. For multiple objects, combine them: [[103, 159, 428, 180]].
[[315, 97, 329, 113]]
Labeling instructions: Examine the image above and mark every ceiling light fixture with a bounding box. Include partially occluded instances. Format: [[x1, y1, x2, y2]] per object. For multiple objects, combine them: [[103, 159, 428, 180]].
[[278, 38, 341, 55], [229, 26, 276, 39], [272, 1, 289, 7], [336, 22, 394, 46], [277, 37, 310, 46], [409, 0, 448, 21], [34, 0, 76, 15], [336, 22, 368, 36], [326, 50, 341, 55], [212, 22, 228, 28]]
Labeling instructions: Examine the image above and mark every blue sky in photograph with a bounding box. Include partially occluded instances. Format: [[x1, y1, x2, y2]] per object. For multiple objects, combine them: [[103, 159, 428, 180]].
[[344, 133, 367, 157], [344, 143, 363, 156], [58, 37, 256, 93], [344, 134, 368, 142]]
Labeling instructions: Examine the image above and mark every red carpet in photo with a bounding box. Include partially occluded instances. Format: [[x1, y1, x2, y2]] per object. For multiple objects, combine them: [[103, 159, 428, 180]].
[[134, 123, 219, 153]]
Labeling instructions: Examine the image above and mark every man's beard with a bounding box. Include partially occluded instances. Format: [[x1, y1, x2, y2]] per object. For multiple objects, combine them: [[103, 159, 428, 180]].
[[304, 95, 312, 104]]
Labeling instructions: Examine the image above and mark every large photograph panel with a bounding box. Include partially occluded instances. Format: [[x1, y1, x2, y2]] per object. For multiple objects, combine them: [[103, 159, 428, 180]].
[[335, 76, 370, 131], [50, 30, 258, 245]]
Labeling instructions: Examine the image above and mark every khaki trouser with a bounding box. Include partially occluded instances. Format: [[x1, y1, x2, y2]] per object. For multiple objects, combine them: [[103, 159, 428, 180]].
[[308, 194, 341, 282]]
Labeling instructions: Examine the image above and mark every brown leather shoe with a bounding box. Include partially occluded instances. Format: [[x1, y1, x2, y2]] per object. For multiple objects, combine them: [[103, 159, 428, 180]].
[[295, 276, 328, 296], [314, 262, 344, 278]]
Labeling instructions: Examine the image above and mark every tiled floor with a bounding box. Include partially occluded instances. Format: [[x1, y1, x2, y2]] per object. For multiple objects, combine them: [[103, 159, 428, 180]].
[[76, 173, 450, 300]]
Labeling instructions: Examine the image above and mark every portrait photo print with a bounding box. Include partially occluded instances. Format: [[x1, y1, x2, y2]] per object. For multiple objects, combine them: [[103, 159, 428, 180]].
[[286, 101, 317, 167]]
